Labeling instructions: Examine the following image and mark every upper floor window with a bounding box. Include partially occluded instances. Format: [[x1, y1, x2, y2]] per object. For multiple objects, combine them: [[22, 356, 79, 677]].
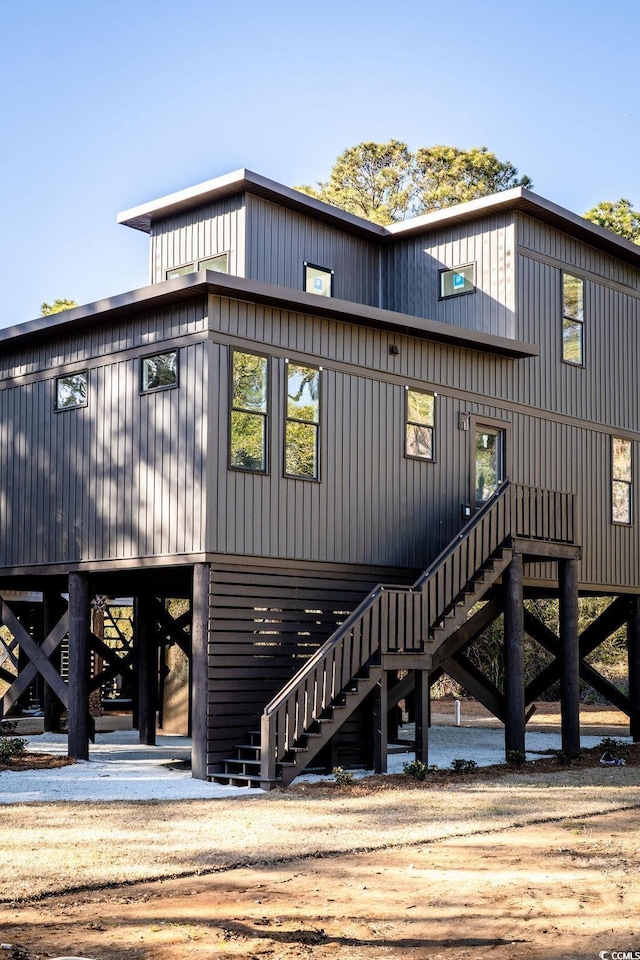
[[562, 272, 584, 365], [141, 350, 178, 392], [304, 262, 333, 297], [166, 253, 229, 280], [405, 388, 435, 460], [55, 372, 88, 410], [285, 361, 320, 479], [439, 263, 475, 299], [230, 350, 268, 472], [612, 436, 632, 525]]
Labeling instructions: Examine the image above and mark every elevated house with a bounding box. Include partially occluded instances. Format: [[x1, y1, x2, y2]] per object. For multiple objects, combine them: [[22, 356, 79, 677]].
[[1, 169, 639, 787]]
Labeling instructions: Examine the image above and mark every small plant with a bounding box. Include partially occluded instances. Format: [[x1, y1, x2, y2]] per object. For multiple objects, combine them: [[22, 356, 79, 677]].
[[403, 759, 438, 781], [506, 749, 527, 767], [599, 737, 628, 765], [332, 766, 354, 786], [555, 750, 581, 766], [451, 758, 477, 773], [0, 719, 18, 735], [0, 735, 28, 763]]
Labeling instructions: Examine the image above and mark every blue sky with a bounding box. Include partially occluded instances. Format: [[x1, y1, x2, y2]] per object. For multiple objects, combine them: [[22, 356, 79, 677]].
[[2, 0, 639, 327]]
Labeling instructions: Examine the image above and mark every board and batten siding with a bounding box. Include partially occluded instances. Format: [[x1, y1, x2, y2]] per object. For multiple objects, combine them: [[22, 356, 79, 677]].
[[244, 195, 380, 307], [150, 194, 246, 283], [0, 339, 208, 567], [383, 213, 516, 338]]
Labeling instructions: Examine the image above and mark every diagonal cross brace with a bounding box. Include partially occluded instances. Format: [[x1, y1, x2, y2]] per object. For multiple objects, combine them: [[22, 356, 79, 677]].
[[0, 602, 69, 714]]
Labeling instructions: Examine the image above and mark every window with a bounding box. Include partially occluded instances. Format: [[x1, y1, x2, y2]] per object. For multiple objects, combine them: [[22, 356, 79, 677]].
[[562, 272, 584, 365], [230, 351, 268, 472], [439, 263, 475, 299], [141, 350, 178, 392], [285, 362, 320, 478], [166, 264, 195, 280], [405, 388, 434, 460], [199, 253, 228, 274], [612, 437, 632, 524], [304, 262, 333, 297], [55, 372, 87, 410]]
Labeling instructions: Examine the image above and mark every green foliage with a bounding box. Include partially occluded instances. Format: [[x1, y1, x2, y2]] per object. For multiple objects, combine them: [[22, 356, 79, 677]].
[[296, 141, 532, 223], [403, 759, 438, 780], [451, 758, 477, 773], [583, 198, 640, 244], [599, 737, 628, 762], [0, 735, 28, 763], [332, 766, 354, 786], [555, 749, 581, 766], [40, 298, 78, 316], [506, 750, 527, 767]]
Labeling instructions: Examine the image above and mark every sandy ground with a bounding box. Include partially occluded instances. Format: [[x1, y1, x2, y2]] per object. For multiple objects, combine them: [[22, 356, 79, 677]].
[[1, 704, 638, 959]]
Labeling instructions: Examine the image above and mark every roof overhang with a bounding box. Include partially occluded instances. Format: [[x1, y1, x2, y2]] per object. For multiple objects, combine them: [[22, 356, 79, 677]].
[[0, 273, 538, 360]]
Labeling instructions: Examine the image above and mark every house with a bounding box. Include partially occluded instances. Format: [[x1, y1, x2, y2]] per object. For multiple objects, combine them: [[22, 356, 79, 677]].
[[0, 169, 638, 787]]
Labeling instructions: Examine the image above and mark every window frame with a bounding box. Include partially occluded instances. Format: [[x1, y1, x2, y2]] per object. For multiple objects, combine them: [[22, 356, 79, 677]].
[[561, 271, 585, 367], [284, 359, 321, 481], [54, 371, 89, 412], [404, 387, 436, 462], [228, 348, 270, 475], [140, 349, 179, 394], [438, 262, 476, 301], [165, 263, 195, 280], [611, 435, 633, 526], [304, 261, 334, 298], [198, 252, 229, 274]]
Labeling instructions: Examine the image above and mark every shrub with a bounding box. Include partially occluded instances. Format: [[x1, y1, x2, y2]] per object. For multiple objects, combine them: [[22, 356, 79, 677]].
[[506, 750, 527, 767], [0, 735, 28, 763], [555, 750, 581, 766], [451, 758, 477, 773], [599, 737, 628, 764], [403, 759, 438, 781], [332, 766, 354, 786]]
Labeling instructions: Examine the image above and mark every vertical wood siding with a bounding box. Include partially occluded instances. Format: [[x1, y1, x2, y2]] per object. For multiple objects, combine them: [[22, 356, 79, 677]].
[[150, 195, 245, 282], [0, 341, 207, 566], [245, 195, 380, 307], [383, 214, 516, 338]]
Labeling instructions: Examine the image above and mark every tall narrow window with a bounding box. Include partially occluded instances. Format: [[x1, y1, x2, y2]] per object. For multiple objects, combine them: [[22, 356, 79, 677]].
[[230, 351, 268, 472], [562, 272, 584, 365], [285, 362, 320, 479], [612, 437, 632, 524], [405, 388, 435, 460]]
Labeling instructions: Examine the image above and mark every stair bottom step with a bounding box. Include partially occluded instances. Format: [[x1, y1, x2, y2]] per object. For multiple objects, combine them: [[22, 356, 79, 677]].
[[212, 774, 281, 788]]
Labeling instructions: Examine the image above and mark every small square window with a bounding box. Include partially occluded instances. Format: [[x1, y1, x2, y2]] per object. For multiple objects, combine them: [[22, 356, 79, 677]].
[[56, 372, 88, 410], [166, 264, 195, 280], [199, 253, 229, 274], [141, 350, 178, 392], [439, 263, 475, 299], [304, 262, 333, 297]]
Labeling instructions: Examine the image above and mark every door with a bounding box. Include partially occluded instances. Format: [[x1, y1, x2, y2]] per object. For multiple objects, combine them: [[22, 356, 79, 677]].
[[474, 425, 505, 503]]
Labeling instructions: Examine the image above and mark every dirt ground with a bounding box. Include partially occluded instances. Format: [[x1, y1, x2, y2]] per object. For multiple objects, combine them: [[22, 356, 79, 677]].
[[1, 704, 639, 960]]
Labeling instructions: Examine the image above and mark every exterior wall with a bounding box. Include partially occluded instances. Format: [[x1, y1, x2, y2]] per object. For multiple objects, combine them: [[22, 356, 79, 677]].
[[244, 195, 380, 306], [0, 303, 208, 568], [149, 194, 246, 283], [209, 294, 640, 591], [383, 213, 516, 338]]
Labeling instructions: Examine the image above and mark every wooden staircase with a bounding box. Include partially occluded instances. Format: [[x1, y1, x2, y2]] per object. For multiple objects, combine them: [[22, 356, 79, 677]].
[[213, 482, 576, 789]]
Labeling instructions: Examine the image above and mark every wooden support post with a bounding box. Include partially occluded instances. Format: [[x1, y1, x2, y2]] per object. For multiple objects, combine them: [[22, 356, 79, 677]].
[[43, 591, 66, 733], [191, 563, 210, 781], [503, 552, 525, 757], [414, 669, 429, 764], [628, 596, 640, 742], [135, 594, 157, 746], [67, 573, 91, 760], [373, 669, 388, 774], [559, 559, 580, 756]]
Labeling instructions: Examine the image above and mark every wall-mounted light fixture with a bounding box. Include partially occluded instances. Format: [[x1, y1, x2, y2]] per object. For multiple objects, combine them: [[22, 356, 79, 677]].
[[389, 344, 400, 356], [458, 412, 471, 431]]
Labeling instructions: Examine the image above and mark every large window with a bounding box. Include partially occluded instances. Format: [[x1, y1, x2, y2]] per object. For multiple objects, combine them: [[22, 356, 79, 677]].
[[439, 263, 475, 299], [405, 388, 435, 460], [230, 351, 268, 472], [285, 362, 320, 478], [562, 272, 584, 365], [612, 437, 632, 525], [55, 372, 88, 410], [304, 263, 333, 297], [141, 350, 178, 392]]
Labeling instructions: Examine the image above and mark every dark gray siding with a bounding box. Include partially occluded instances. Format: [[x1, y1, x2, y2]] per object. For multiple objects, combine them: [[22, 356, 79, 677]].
[[150, 194, 245, 283], [0, 308, 208, 567], [383, 213, 516, 338], [245, 195, 380, 306]]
